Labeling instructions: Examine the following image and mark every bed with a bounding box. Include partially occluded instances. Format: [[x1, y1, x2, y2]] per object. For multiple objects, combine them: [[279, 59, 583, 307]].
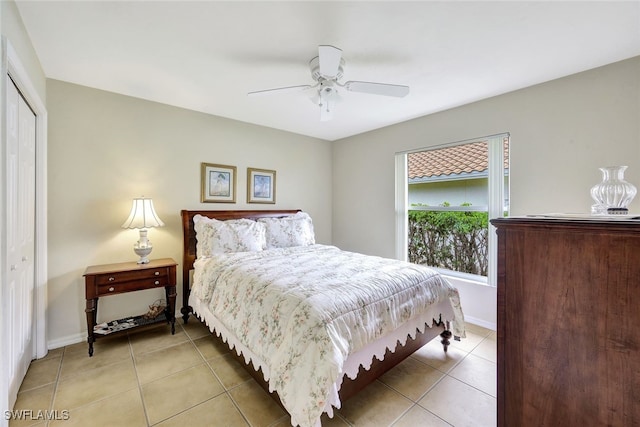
[[180, 209, 465, 427]]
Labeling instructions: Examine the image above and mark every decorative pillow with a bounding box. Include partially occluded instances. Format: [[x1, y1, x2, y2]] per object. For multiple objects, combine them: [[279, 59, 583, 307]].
[[258, 212, 315, 248], [193, 215, 266, 256]]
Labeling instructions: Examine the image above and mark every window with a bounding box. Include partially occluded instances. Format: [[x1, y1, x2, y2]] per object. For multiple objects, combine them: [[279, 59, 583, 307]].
[[395, 134, 509, 286]]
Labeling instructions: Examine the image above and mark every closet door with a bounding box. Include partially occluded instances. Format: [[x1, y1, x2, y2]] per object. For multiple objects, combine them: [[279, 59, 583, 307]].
[[5, 75, 36, 400]]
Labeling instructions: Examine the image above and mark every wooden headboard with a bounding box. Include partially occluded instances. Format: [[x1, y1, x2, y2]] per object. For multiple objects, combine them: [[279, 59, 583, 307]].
[[179, 209, 301, 321]]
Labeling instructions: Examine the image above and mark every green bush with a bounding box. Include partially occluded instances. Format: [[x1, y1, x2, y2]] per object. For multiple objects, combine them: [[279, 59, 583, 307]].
[[408, 205, 488, 275]]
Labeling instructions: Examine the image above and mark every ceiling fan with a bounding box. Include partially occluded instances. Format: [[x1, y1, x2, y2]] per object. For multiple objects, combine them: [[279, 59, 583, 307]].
[[248, 45, 410, 121]]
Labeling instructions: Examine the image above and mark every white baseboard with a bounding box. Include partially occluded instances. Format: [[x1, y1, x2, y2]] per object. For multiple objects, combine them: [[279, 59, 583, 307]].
[[44, 311, 183, 354], [47, 332, 85, 352], [464, 315, 496, 331], [44, 312, 495, 357]]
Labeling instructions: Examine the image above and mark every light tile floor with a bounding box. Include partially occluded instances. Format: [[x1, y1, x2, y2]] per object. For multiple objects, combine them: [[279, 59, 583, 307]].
[[11, 319, 496, 426]]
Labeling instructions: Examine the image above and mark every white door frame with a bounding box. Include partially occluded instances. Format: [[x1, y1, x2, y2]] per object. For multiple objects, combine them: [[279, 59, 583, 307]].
[[1, 37, 48, 408]]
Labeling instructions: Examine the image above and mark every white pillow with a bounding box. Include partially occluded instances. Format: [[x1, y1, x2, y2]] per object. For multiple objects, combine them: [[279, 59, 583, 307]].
[[193, 215, 266, 256], [258, 212, 315, 248]]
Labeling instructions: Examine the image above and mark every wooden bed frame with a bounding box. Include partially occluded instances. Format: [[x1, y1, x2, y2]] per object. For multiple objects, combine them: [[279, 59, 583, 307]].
[[180, 209, 452, 406]]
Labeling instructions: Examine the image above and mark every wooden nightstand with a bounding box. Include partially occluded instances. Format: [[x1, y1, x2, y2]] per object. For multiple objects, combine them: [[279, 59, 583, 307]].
[[84, 258, 177, 356]]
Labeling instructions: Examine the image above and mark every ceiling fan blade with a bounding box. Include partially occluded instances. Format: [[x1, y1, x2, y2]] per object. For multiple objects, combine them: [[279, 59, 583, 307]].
[[318, 45, 342, 78], [248, 85, 312, 97], [344, 81, 410, 98]]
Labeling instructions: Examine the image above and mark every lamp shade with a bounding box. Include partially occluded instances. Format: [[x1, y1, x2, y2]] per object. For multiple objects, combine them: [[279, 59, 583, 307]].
[[121, 197, 165, 229]]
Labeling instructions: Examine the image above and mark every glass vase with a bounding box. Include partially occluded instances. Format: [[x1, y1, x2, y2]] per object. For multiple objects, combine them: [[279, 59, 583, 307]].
[[590, 166, 637, 214]]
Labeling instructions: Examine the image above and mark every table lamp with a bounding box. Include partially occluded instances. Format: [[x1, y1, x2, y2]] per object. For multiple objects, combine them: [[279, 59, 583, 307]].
[[121, 197, 165, 264]]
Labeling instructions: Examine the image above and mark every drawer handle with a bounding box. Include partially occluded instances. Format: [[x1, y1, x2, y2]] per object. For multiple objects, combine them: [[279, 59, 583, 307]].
[[154, 271, 160, 276], [108, 287, 115, 292], [154, 280, 160, 285], [108, 277, 115, 282]]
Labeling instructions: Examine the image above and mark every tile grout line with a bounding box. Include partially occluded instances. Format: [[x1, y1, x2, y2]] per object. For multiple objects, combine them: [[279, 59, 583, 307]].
[[141, 327, 194, 427], [138, 325, 207, 426], [391, 326, 496, 426], [149, 322, 253, 426], [44, 339, 143, 425], [22, 320, 494, 427], [183, 323, 253, 427], [181, 318, 266, 426], [44, 347, 66, 427], [127, 331, 153, 427], [389, 402, 453, 427], [183, 319, 273, 427]]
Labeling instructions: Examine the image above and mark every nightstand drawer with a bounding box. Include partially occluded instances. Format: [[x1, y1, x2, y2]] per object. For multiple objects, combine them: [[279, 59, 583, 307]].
[[97, 276, 170, 296], [94, 267, 170, 286]]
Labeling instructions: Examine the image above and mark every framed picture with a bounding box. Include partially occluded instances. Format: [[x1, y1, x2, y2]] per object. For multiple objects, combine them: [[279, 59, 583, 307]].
[[201, 163, 236, 203], [247, 168, 276, 204]]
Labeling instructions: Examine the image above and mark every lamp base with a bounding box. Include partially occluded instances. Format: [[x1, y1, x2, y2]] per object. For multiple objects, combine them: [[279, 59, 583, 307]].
[[134, 246, 152, 264], [134, 229, 153, 264]]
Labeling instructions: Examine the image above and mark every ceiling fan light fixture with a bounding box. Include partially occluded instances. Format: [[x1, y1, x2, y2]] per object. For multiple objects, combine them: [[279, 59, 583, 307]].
[[248, 45, 410, 121], [320, 100, 333, 122], [318, 85, 335, 121]]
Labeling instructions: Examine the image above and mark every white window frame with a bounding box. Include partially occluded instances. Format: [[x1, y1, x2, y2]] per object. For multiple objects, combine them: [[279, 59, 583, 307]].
[[395, 133, 509, 287]]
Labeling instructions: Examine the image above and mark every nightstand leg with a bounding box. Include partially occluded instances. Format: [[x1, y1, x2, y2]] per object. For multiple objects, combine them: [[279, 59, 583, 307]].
[[85, 298, 98, 356]]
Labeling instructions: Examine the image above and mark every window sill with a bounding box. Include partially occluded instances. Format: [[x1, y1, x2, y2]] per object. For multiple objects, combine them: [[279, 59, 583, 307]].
[[432, 268, 491, 287]]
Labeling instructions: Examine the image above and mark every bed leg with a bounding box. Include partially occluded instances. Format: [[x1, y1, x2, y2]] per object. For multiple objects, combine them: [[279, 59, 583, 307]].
[[181, 305, 192, 324], [434, 317, 453, 352], [440, 330, 452, 352]]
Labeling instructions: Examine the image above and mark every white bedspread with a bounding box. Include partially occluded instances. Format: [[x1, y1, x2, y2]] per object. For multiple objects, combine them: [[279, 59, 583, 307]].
[[191, 244, 465, 427]]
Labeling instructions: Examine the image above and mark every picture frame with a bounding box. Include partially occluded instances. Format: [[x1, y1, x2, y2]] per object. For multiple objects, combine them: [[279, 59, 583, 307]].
[[247, 167, 276, 204], [201, 163, 236, 203]]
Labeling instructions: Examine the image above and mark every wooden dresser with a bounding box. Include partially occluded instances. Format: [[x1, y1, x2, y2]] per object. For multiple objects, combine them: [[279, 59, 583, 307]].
[[491, 217, 640, 427]]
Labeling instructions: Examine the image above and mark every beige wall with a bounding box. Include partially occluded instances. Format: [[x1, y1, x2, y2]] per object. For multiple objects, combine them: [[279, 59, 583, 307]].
[[333, 56, 640, 258], [8, 0, 639, 343], [47, 80, 332, 346]]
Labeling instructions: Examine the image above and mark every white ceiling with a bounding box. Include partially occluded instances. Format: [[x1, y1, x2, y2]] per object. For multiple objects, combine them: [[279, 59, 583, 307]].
[[15, 1, 640, 141]]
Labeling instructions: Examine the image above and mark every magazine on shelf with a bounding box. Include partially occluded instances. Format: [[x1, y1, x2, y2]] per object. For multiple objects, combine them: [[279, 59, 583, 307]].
[[93, 318, 137, 335], [93, 312, 167, 335]]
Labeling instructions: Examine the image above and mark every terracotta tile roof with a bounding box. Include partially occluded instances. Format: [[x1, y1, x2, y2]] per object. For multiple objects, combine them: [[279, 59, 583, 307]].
[[408, 139, 509, 179]]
